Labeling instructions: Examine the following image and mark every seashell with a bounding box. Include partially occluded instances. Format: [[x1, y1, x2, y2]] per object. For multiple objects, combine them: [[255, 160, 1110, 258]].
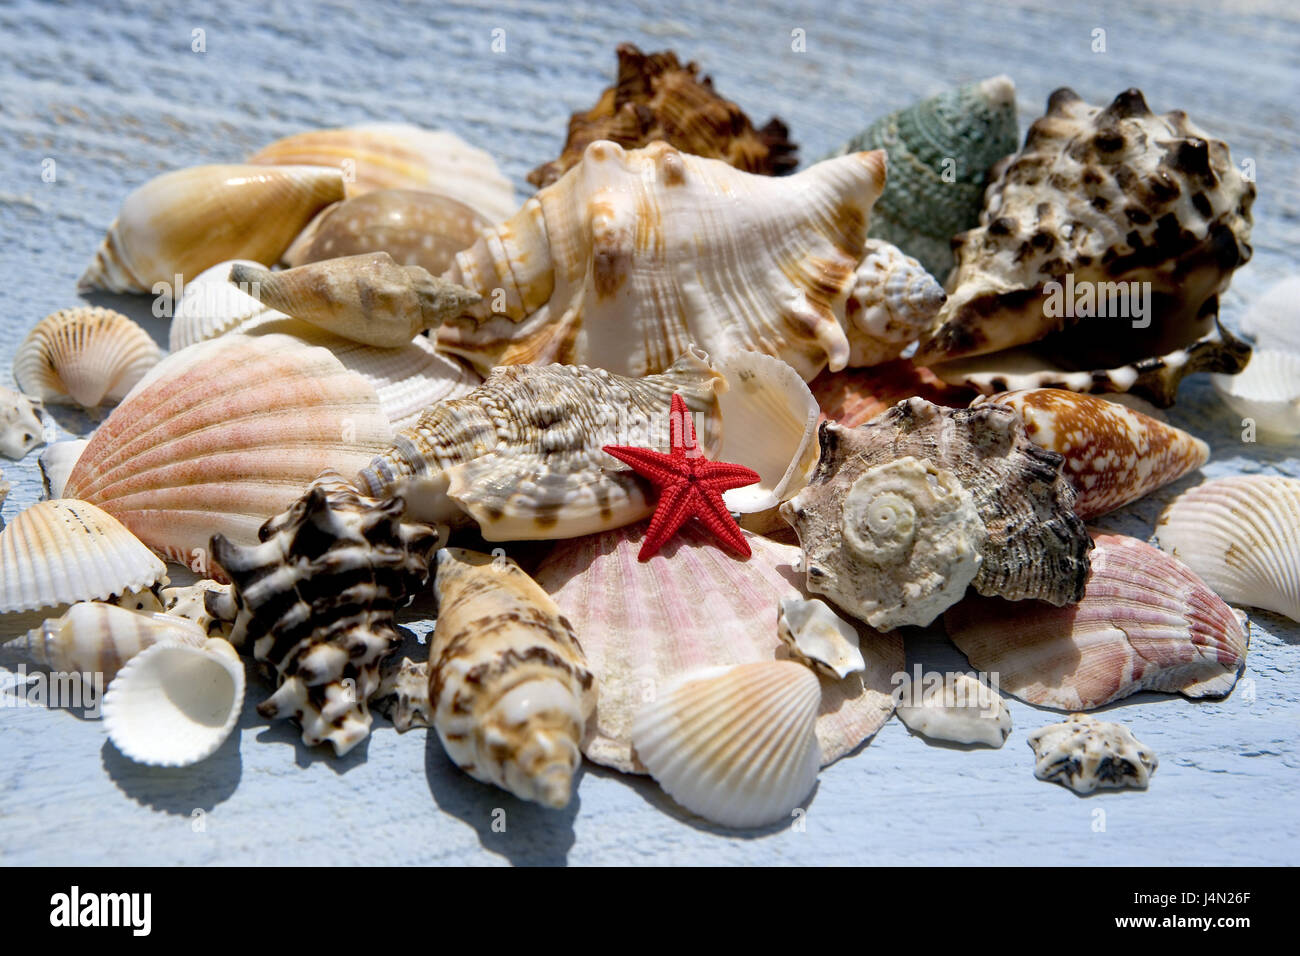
[[0, 386, 45, 460], [776, 598, 865, 680], [374, 656, 432, 733], [1239, 276, 1300, 353], [1155, 476, 1300, 622], [247, 123, 517, 221], [809, 359, 975, 428], [843, 240, 947, 367], [1211, 349, 1300, 439], [102, 637, 245, 767], [436, 141, 888, 382], [211, 472, 441, 755], [78, 164, 345, 294], [979, 388, 1209, 518], [429, 548, 596, 809], [533, 520, 904, 773], [527, 43, 797, 190], [108, 584, 166, 613], [169, 259, 287, 352], [630, 661, 820, 828], [0, 499, 168, 615], [14, 307, 161, 408], [823, 75, 1019, 279], [893, 672, 1012, 748], [161, 581, 234, 638], [0, 470, 7, 517], [64, 333, 392, 570], [230, 253, 480, 348], [1027, 713, 1157, 794], [915, 88, 1255, 402], [37, 439, 89, 500], [781, 399, 1092, 620], [282, 188, 489, 276], [945, 532, 1248, 709]]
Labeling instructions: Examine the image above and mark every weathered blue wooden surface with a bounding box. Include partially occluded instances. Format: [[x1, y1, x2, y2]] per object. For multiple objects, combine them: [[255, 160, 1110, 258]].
[[0, 0, 1297, 865]]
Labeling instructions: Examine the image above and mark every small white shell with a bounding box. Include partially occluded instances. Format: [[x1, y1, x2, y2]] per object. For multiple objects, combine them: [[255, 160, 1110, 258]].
[[14, 308, 162, 408], [37, 439, 88, 499], [102, 637, 245, 767], [1211, 349, 1300, 438], [169, 259, 287, 352], [894, 672, 1012, 747], [776, 598, 865, 679], [0, 386, 45, 460], [1027, 713, 1158, 794], [161, 581, 234, 638], [630, 661, 822, 828]]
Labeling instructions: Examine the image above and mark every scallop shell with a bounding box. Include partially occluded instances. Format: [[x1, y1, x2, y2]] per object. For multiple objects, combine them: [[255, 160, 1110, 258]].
[[1028, 714, 1157, 794], [102, 637, 245, 767], [1211, 349, 1300, 439], [532, 520, 904, 773], [844, 240, 947, 367], [945, 532, 1248, 709], [980, 388, 1209, 518], [78, 164, 345, 294], [630, 660, 821, 828], [527, 43, 797, 189], [14, 307, 162, 408], [37, 439, 89, 500], [430, 549, 595, 809], [247, 123, 517, 221], [776, 598, 865, 680], [1155, 476, 1300, 622], [1, 385, 45, 460], [823, 75, 1020, 279], [809, 359, 975, 428], [436, 141, 888, 381], [63, 333, 392, 571], [893, 672, 1012, 748], [169, 259, 287, 352]]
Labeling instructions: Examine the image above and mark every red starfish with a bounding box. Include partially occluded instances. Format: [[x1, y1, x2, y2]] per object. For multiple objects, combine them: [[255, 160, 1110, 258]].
[[603, 393, 760, 561]]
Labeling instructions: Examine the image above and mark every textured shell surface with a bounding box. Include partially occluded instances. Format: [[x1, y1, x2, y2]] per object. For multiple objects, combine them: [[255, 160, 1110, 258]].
[[430, 548, 595, 809], [776, 597, 865, 679], [247, 123, 517, 221], [78, 164, 345, 294], [15, 307, 162, 408], [532, 520, 903, 774], [161, 580, 234, 638], [169, 259, 287, 352], [63, 333, 393, 570], [0, 386, 45, 460], [1027, 713, 1158, 794], [809, 359, 975, 428], [437, 141, 887, 381], [1155, 476, 1300, 622], [37, 439, 88, 500], [982, 388, 1209, 518], [374, 656, 432, 733], [894, 672, 1012, 747], [211, 471, 441, 755], [945, 532, 1248, 710], [823, 75, 1019, 279], [630, 660, 821, 828], [781, 399, 1092, 613], [527, 43, 797, 189], [843, 240, 947, 367], [1211, 349, 1300, 438], [356, 351, 724, 537]]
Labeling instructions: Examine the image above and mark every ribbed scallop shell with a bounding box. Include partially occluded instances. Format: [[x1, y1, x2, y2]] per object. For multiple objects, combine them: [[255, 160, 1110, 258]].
[[945, 532, 1248, 709], [1028, 714, 1157, 794], [630, 660, 821, 828], [1211, 350, 1300, 439], [809, 360, 975, 428], [0, 386, 44, 460], [1155, 476, 1300, 622], [15, 307, 161, 408], [169, 259, 287, 352], [78, 164, 345, 294], [63, 333, 392, 571]]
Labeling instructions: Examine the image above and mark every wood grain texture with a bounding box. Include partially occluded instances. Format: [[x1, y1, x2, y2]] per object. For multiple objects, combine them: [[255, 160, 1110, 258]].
[[0, 0, 1297, 865]]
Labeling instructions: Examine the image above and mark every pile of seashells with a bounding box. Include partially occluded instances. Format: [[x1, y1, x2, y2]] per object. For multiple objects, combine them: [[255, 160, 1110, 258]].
[[2, 45, 1297, 824]]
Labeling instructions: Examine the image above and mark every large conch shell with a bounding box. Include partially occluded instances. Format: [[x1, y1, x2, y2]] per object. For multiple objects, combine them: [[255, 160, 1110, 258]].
[[436, 140, 888, 381], [15, 307, 161, 408], [0, 386, 44, 460], [78, 164, 345, 294]]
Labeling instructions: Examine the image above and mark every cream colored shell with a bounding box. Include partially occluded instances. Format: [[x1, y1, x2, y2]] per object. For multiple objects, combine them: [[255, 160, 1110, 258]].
[[1027, 714, 1158, 794], [0, 386, 44, 460], [894, 673, 1012, 748], [15, 307, 161, 408]]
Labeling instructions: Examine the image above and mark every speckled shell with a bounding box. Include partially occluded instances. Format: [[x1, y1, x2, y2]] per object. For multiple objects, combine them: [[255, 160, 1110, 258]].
[[15, 307, 161, 408], [78, 164, 345, 294], [211, 472, 441, 755], [527, 43, 797, 189], [169, 259, 287, 352], [916, 88, 1255, 375], [824, 76, 1019, 279], [437, 141, 887, 381], [894, 672, 1012, 748], [946, 532, 1247, 709], [809, 359, 975, 428], [843, 240, 947, 367], [982, 388, 1209, 518], [429, 549, 595, 809], [161, 580, 234, 639], [0, 386, 44, 460], [1028, 714, 1157, 794]]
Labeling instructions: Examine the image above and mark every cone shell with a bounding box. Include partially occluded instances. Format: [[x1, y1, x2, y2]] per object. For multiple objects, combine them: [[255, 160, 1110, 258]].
[[1028, 714, 1157, 794], [945, 532, 1248, 710], [63, 333, 392, 571], [1156, 475, 1300, 622], [0, 386, 44, 460], [78, 164, 345, 294], [169, 259, 287, 352], [527, 43, 797, 189], [15, 307, 161, 408], [982, 388, 1209, 518], [809, 359, 975, 428], [437, 141, 887, 381], [532, 521, 903, 773], [894, 672, 1012, 748], [430, 549, 596, 809], [1212, 349, 1300, 439]]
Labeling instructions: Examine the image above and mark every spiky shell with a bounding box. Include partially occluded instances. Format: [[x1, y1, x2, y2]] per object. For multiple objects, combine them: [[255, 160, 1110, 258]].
[[437, 141, 887, 381], [946, 532, 1247, 709], [0, 386, 44, 460], [824, 75, 1019, 279], [1155, 476, 1300, 622], [776, 598, 865, 680], [169, 259, 287, 352], [527, 43, 797, 189], [429, 549, 595, 809], [893, 672, 1012, 748], [1028, 714, 1158, 794], [63, 333, 392, 571], [809, 359, 974, 428], [1211, 350, 1300, 439], [14, 307, 161, 408], [982, 388, 1209, 518], [78, 164, 345, 294]]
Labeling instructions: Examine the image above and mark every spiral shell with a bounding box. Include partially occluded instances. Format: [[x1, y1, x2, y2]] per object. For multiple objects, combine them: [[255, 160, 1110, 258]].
[[15, 307, 161, 408]]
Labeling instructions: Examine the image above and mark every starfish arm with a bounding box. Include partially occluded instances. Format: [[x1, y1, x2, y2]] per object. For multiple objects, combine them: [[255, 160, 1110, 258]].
[[639, 481, 696, 560], [602, 444, 684, 487], [697, 461, 762, 494], [668, 393, 698, 461], [694, 488, 753, 558]]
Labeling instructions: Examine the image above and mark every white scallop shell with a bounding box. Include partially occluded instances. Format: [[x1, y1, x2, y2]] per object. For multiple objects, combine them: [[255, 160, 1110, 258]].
[[169, 259, 287, 352], [37, 439, 89, 499], [1211, 349, 1300, 438], [894, 672, 1012, 747], [15, 307, 162, 408], [0, 385, 45, 460]]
